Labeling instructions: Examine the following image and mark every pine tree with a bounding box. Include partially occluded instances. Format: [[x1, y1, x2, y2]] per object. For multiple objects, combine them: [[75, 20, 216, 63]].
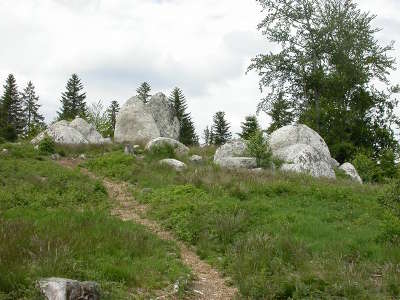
[[203, 126, 211, 145], [211, 111, 231, 146], [239, 115, 260, 140], [21, 81, 45, 137], [267, 95, 293, 133], [168, 87, 198, 145], [0, 74, 24, 138], [137, 82, 151, 103], [106, 100, 120, 137], [58, 74, 87, 120]]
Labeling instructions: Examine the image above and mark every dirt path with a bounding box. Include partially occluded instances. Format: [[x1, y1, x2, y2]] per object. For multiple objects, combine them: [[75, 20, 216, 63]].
[[58, 159, 238, 300]]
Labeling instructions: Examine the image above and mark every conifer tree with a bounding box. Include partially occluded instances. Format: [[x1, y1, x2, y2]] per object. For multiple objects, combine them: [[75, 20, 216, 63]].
[[211, 111, 231, 146], [168, 87, 198, 145], [21, 81, 45, 136], [203, 126, 211, 145], [267, 95, 293, 133], [137, 82, 151, 103], [58, 74, 87, 120], [0, 74, 24, 139], [107, 100, 120, 137], [239, 115, 260, 140]]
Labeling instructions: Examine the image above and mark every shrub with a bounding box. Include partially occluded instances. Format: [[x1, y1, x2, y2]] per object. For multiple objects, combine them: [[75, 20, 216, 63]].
[[0, 125, 17, 142], [0, 137, 5, 144], [246, 130, 272, 168], [352, 153, 380, 183], [379, 149, 397, 179], [38, 135, 56, 154], [146, 143, 176, 160]]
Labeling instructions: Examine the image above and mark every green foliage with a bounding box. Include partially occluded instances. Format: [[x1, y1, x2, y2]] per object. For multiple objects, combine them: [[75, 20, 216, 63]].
[[249, 0, 399, 162], [203, 126, 212, 146], [146, 143, 177, 161], [0, 125, 17, 142], [380, 149, 397, 179], [169, 87, 198, 145], [246, 130, 272, 168], [352, 153, 380, 183], [86, 147, 400, 299], [378, 179, 400, 244], [211, 111, 231, 146], [106, 100, 120, 137], [239, 115, 260, 140], [57, 74, 87, 120], [136, 82, 151, 103], [38, 135, 56, 155], [20, 81, 45, 137], [86, 100, 110, 137]]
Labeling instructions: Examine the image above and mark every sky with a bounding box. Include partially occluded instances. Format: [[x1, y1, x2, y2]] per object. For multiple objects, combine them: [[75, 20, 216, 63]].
[[0, 0, 399, 138]]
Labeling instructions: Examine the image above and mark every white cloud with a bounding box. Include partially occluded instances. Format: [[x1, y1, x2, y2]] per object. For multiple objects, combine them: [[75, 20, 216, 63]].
[[0, 0, 398, 136]]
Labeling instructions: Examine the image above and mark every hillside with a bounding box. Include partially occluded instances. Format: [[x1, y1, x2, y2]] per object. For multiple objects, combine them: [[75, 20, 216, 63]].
[[1, 142, 399, 299]]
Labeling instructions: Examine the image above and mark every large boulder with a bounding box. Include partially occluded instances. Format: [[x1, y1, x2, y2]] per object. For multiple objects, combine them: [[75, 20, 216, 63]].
[[146, 137, 189, 155], [114, 93, 180, 143], [38, 277, 100, 300], [32, 118, 109, 145], [270, 124, 336, 179], [214, 139, 257, 169], [339, 162, 363, 184], [159, 159, 187, 171]]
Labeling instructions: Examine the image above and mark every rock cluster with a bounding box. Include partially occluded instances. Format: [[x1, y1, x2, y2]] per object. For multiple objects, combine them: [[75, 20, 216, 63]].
[[214, 139, 257, 169], [31, 117, 110, 145], [114, 93, 180, 143]]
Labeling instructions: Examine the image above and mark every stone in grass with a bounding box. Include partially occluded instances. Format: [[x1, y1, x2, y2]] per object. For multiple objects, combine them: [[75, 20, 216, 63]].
[[339, 162, 363, 184], [38, 277, 100, 300], [159, 159, 187, 172], [189, 155, 203, 163]]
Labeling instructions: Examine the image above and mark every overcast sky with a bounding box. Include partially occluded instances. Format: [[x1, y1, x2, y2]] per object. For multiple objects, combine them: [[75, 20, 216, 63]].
[[0, 0, 399, 137]]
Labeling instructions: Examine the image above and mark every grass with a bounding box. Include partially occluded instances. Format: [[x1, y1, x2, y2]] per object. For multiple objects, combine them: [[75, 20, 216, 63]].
[[86, 147, 400, 299], [0, 143, 190, 299]]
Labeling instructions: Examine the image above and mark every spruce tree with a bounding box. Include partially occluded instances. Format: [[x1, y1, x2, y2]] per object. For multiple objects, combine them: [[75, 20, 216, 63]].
[[58, 74, 87, 120], [0, 74, 24, 138], [168, 87, 198, 145], [137, 82, 151, 103], [239, 115, 260, 140], [203, 126, 211, 145], [267, 95, 293, 133], [107, 100, 120, 137], [211, 111, 231, 146], [21, 81, 45, 137]]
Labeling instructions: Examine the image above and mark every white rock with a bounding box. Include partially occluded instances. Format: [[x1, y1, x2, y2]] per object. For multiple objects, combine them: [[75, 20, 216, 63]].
[[79, 154, 86, 160], [339, 162, 363, 184], [217, 157, 257, 170], [32, 117, 109, 145], [114, 93, 179, 143], [269, 124, 335, 179], [189, 155, 203, 162], [275, 144, 336, 179], [159, 159, 187, 171], [146, 137, 189, 155], [38, 278, 100, 300]]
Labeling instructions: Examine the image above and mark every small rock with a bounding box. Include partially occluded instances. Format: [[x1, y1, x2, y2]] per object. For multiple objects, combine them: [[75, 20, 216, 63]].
[[79, 154, 86, 160], [34, 145, 39, 150], [1, 148, 8, 154], [146, 137, 189, 155], [51, 153, 61, 161], [38, 277, 100, 300], [124, 144, 135, 155], [251, 168, 264, 173], [141, 188, 153, 194], [189, 155, 203, 163], [339, 162, 363, 184], [159, 159, 187, 171]]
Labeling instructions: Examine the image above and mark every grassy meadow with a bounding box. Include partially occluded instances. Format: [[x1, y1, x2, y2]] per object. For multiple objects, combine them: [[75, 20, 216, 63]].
[[0, 143, 190, 299], [85, 146, 400, 299]]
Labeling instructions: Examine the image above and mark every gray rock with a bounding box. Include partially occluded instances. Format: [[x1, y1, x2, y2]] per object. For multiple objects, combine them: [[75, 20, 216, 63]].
[[32, 117, 109, 145], [269, 124, 336, 179], [330, 158, 340, 168], [38, 277, 100, 300], [124, 144, 136, 155], [189, 155, 203, 163], [159, 159, 187, 171], [146, 137, 189, 155], [79, 154, 86, 160], [275, 144, 336, 179], [216, 157, 257, 170], [114, 93, 180, 143], [1, 148, 8, 154], [339, 162, 363, 184], [51, 153, 61, 161]]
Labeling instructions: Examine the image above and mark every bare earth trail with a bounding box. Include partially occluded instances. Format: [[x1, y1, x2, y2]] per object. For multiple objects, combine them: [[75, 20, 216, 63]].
[[58, 159, 238, 300]]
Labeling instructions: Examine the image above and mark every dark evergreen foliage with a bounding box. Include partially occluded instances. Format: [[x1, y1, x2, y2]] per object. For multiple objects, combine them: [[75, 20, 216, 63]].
[[168, 87, 198, 145], [203, 126, 212, 145], [211, 111, 231, 146], [58, 74, 87, 120], [137, 82, 151, 103], [106, 100, 120, 137], [20, 81, 45, 137], [267, 94, 293, 133], [239, 115, 260, 140]]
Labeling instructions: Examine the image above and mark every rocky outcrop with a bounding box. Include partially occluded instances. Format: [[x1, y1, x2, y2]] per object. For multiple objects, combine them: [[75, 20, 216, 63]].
[[38, 277, 100, 300], [114, 93, 180, 143], [159, 159, 187, 171], [269, 124, 336, 179], [32, 118, 110, 145], [146, 137, 189, 155], [339, 162, 363, 183], [214, 139, 257, 169]]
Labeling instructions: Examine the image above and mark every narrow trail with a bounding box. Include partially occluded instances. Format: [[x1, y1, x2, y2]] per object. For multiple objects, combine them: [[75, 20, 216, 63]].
[[58, 159, 238, 300]]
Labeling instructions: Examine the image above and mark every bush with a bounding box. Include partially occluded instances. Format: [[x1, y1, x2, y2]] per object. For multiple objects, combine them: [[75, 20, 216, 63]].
[[38, 135, 56, 154], [379, 149, 397, 179], [0, 137, 5, 144], [246, 130, 272, 168], [352, 153, 381, 183], [146, 143, 176, 160], [0, 125, 17, 142]]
